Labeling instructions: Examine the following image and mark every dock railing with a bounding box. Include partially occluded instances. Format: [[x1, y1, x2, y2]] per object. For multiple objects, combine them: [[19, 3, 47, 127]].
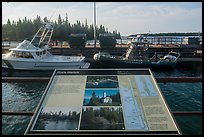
[[2, 76, 202, 83]]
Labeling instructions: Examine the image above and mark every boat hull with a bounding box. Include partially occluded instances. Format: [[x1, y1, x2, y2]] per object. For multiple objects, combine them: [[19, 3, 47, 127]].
[[2, 59, 89, 70], [96, 55, 177, 69]]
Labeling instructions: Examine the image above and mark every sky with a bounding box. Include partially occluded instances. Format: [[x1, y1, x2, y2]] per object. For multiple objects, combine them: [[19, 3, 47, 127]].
[[2, 2, 202, 36]]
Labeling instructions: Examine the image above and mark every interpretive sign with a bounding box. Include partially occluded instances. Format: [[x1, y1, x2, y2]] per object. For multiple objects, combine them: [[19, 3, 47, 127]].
[[25, 69, 181, 135]]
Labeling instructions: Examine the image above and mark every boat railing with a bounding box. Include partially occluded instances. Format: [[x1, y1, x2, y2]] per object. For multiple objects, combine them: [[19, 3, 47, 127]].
[[149, 52, 158, 62], [168, 51, 181, 62]]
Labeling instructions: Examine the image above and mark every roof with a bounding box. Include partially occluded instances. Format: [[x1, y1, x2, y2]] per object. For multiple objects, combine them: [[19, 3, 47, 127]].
[[9, 40, 44, 52]]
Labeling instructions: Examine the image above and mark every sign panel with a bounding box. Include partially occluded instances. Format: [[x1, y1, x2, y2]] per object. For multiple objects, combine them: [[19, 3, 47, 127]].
[[25, 69, 180, 135]]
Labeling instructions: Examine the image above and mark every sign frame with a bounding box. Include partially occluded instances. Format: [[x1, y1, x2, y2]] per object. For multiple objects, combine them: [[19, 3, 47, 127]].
[[25, 69, 181, 135]]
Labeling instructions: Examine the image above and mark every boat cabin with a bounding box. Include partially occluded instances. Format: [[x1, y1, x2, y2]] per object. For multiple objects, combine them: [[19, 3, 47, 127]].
[[11, 51, 34, 58], [9, 48, 49, 60]]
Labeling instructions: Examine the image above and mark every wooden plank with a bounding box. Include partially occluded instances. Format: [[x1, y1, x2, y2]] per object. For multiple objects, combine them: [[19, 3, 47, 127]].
[[155, 77, 202, 83], [2, 77, 50, 83], [172, 111, 202, 116], [2, 111, 34, 116], [177, 57, 202, 62], [2, 77, 202, 83], [2, 111, 202, 116]]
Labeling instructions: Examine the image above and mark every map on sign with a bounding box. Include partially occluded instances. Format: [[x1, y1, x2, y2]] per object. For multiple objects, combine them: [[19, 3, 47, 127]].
[[25, 69, 180, 135], [120, 86, 148, 130], [135, 75, 158, 96]]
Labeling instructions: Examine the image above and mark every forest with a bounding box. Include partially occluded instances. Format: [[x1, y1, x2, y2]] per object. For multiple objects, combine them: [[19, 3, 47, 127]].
[[2, 14, 201, 42], [2, 14, 121, 41], [81, 107, 124, 125]]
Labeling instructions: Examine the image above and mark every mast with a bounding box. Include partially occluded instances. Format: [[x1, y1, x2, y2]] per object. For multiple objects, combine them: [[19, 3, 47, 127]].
[[93, 2, 97, 48]]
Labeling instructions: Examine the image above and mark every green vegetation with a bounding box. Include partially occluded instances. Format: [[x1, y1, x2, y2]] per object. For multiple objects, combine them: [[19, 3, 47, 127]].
[[2, 14, 121, 41], [81, 107, 124, 124], [39, 110, 80, 121]]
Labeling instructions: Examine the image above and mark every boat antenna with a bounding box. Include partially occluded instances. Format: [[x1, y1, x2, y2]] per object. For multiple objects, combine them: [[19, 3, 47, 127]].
[[93, 2, 97, 48]]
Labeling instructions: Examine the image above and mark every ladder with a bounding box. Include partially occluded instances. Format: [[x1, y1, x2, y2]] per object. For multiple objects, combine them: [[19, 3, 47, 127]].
[[30, 22, 54, 48], [125, 44, 134, 59]]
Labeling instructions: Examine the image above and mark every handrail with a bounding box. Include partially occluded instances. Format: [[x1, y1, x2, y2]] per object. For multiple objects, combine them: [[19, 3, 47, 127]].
[[2, 111, 202, 116], [2, 77, 50, 83], [2, 111, 34, 116], [2, 77, 202, 83], [155, 77, 202, 83], [172, 111, 202, 116]]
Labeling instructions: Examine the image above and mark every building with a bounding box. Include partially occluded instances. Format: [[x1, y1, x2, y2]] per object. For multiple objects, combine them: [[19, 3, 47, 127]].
[[101, 91, 112, 104]]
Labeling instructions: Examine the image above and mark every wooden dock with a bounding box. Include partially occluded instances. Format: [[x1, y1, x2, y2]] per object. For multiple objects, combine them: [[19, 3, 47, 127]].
[[2, 44, 202, 63], [2, 76, 202, 83]]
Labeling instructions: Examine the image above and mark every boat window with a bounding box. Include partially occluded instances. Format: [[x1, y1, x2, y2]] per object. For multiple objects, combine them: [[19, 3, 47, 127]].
[[14, 51, 34, 58], [43, 50, 46, 55], [24, 52, 34, 58], [36, 52, 43, 56], [16, 51, 23, 58], [11, 51, 16, 57]]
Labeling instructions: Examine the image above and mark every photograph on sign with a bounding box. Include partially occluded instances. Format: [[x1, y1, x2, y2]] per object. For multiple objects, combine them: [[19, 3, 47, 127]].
[[83, 89, 121, 106], [85, 76, 119, 88], [33, 107, 81, 130], [80, 106, 125, 130]]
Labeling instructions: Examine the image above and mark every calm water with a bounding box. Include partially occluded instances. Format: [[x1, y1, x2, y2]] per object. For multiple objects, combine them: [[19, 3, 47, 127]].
[[2, 63, 202, 135], [33, 120, 79, 130]]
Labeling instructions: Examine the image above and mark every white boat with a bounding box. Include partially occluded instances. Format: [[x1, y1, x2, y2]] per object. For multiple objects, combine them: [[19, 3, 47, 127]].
[[2, 22, 90, 70]]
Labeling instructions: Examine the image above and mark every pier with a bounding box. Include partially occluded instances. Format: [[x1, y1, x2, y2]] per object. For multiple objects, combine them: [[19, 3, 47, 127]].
[[3, 44, 201, 63], [50, 45, 202, 63], [2, 76, 202, 83]]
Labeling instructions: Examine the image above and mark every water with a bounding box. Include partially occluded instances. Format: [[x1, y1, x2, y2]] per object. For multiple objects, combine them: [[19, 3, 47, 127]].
[[2, 63, 202, 135], [2, 83, 47, 135], [34, 120, 79, 130]]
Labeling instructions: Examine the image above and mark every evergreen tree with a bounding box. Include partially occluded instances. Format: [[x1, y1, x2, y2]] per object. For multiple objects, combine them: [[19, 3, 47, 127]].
[[2, 15, 123, 41], [65, 13, 68, 25], [58, 14, 62, 24]]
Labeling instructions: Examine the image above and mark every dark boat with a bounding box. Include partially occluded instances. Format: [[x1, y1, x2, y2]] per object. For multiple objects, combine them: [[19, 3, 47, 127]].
[[93, 35, 180, 69]]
